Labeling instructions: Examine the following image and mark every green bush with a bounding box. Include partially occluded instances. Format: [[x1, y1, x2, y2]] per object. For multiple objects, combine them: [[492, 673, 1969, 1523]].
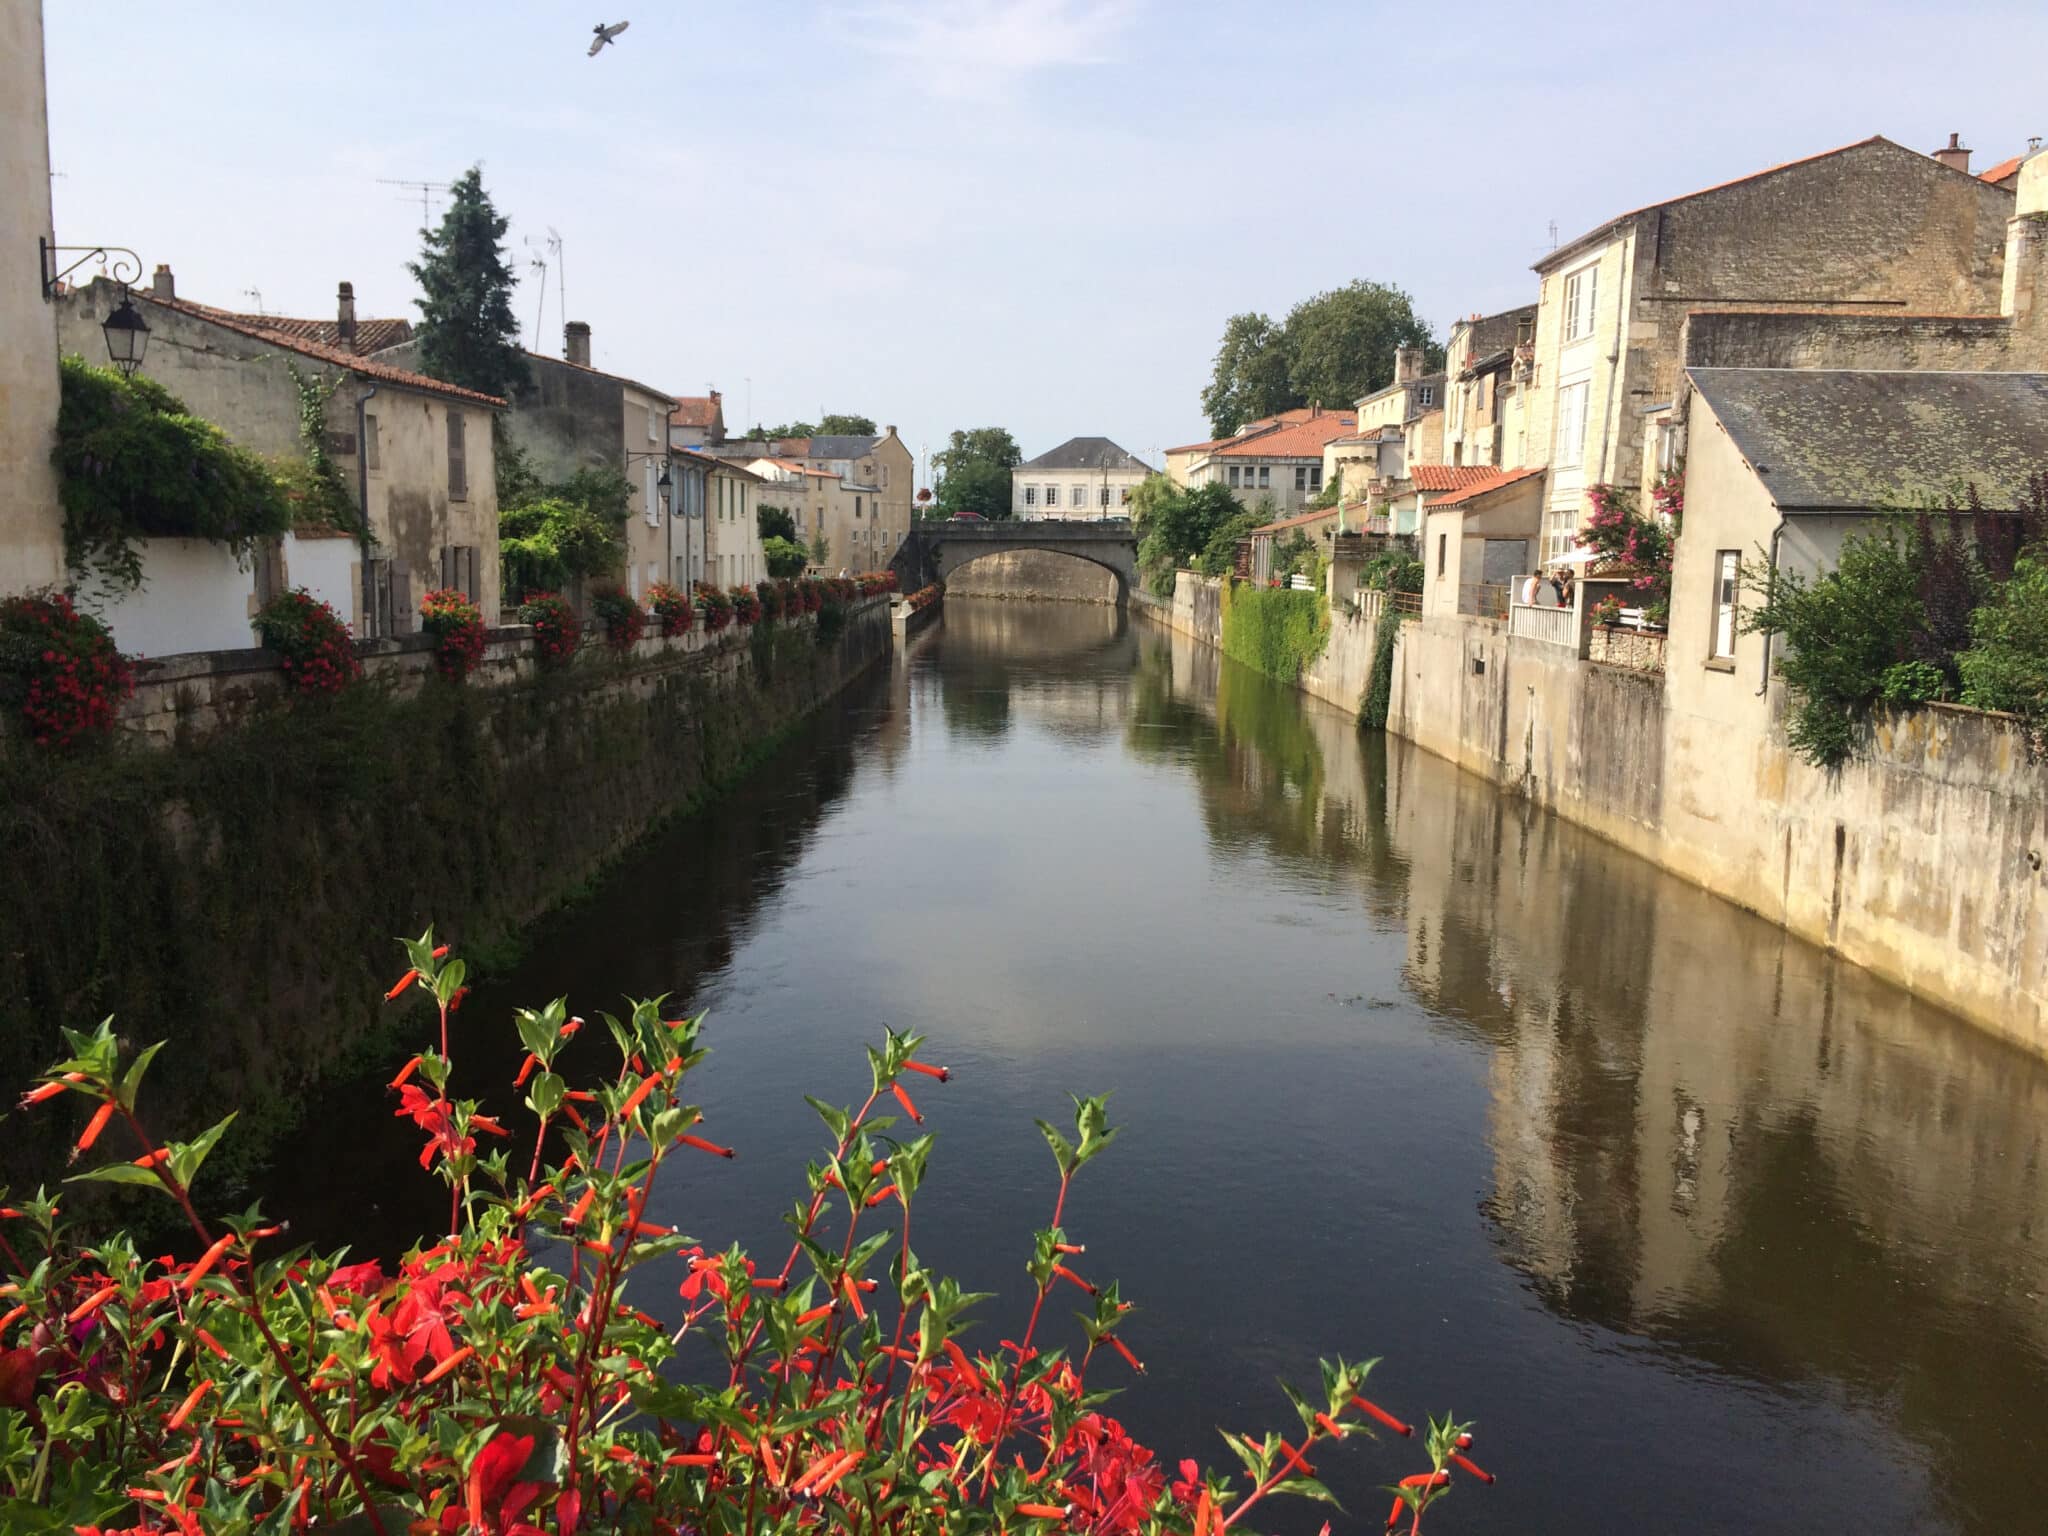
[[1221, 581, 1328, 681], [1362, 608, 1405, 729], [53, 355, 294, 595], [1959, 549, 2048, 746], [763, 535, 808, 578]]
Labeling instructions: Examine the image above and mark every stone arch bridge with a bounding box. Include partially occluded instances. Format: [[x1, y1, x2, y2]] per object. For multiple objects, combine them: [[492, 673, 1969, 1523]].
[[888, 519, 1139, 602]]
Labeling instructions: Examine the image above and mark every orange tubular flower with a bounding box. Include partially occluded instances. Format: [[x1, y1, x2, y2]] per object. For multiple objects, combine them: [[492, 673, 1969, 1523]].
[[183, 1234, 237, 1291], [20, 1071, 88, 1106], [166, 1379, 214, 1431], [390, 1056, 423, 1089], [431, 944, 450, 959], [0, 1304, 28, 1332], [1450, 1451, 1494, 1484], [678, 1134, 735, 1159], [1107, 1336, 1145, 1374], [663, 1453, 716, 1468], [1351, 1396, 1413, 1437], [864, 1184, 897, 1208], [796, 1304, 836, 1327], [421, 1346, 474, 1384], [192, 1328, 230, 1360], [67, 1283, 120, 1323], [1314, 1412, 1345, 1439], [891, 1083, 923, 1123], [903, 1060, 951, 1082], [620, 1076, 659, 1119], [74, 1100, 116, 1156], [1050, 1265, 1095, 1296], [385, 969, 419, 1001], [1015, 1504, 1068, 1519]]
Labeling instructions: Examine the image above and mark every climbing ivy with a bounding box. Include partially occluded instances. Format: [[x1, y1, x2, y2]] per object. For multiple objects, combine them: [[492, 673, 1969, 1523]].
[[1220, 579, 1329, 682], [1361, 607, 1407, 730], [280, 365, 362, 534]]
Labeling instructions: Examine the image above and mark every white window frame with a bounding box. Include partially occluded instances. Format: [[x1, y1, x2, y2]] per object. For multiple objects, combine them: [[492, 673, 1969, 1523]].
[[1024, 484, 1038, 508], [1554, 380, 1590, 469], [1712, 550, 1740, 660], [1295, 466, 1309, 492], [1045, 484, 1060, 508], [1563, 262, 1599, 343], [1072, 484, 1086, 509], [645, 462, 661, 528], [647, 405, 660, 443], [1418, 385, 1435, 407], [1228, 466, 1241, 488], [1258, 465, 1271, 489]]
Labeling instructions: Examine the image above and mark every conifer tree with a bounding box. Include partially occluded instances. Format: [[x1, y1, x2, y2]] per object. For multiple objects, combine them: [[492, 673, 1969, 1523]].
[[408, 167, 527, 399]]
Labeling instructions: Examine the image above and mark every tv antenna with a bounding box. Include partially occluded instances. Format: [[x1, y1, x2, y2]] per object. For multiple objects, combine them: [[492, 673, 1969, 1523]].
[[544, 228, 566, 340], [1547, 219, 1558, 249], [378, 177, 449, 225], [242, 287, 266, 315], [523, 237, 550, 352]]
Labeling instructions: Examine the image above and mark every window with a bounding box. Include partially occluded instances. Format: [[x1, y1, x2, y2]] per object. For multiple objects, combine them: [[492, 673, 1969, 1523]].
[[855, 496, 863, 519], [1024, 485, 1037, 507], [1100, 485, 1111, 507], [1119, 486, 1131, 505], [882, 465, 890, 488], [1309, 466, 1322, 491], [1295, 466, 1309, 492], [1071, 484, 1086, 508], [1437, 533, 1447, 576], [1563, 262, 1598, 342], [1418, 386, 1435, 407], [1258, 466, 1271, 489], [1046, 485, 1060, 508], [363, 412, 381, 472], [645, 463, 660, 527], [647, 406, 659, 443], [1553, 380, 1590, 468], [1711, 551, 1740, 660], [446, 411, 467, 499], [1228, 466, 1242, 488]]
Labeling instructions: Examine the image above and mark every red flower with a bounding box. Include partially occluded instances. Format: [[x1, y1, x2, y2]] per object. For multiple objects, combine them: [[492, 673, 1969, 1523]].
[[467, 1430, 541, 1534]]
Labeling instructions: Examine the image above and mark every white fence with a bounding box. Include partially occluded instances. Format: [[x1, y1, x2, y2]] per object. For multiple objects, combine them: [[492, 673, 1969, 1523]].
[[1508, 602, 1578, 650]]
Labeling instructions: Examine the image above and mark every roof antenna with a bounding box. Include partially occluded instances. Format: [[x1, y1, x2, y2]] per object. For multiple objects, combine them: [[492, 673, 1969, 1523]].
[[523, 237, 549, 352], [242, 287, 265, 315], [1547, 219, 1558, 249]]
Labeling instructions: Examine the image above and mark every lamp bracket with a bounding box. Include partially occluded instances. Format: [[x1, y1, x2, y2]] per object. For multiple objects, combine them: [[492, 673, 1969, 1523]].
[[41, 238, 143, 300]]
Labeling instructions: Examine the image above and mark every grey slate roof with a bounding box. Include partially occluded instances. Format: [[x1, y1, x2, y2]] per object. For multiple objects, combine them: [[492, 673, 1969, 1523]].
[[1018, 436, 1154, 472], [1688, 368, 2048, 511], [807, 435, 882, 459]]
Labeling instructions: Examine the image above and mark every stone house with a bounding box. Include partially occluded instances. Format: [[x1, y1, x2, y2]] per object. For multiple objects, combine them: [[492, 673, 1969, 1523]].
[[745, 459, 877, 572], [1517, 134, 2016, 565], [1440, 305, 1536, 470], [1011, 437, 1153, 518], [1667, 366, 2048, 730], [1163, 407, 1333, 489], [1353, 346, 1444, 438], [1244, 505, 1343, 584], [697, 455, 767, 589], [2, 2, 62, 597], [55, 269, 503, 654], [669, 390, 726, 449], [1418, 466, 1546, 620], [705, 427, 914, 568], [1177, 409, 1358, 518]]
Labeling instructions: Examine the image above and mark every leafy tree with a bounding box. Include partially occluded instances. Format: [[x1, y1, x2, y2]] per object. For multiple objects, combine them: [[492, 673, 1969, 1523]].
[[1282, 280, 1441, 415], [757, 504, 799, 543], [408, 167, 528, 400], [759, 422, 816, 440], [809, 529, 831, 568], [1131, 476, 1244, 594], [1195, 509, 1264, 577], [933, 428, 1022, 478], [1200, 313, 1293, 438], [498, 467, 634, 600], [934, 459, 1011, 520], [817, 414, 877, 436], [762, 536, 808, 578], [1199, 282, 1441, 438]]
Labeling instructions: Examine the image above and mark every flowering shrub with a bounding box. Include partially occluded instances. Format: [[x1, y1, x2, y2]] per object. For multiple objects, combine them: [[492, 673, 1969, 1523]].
[[520, 591, 581, 665], [254, 588, 361, 695], [590, 586, 648, 651], [0, 591, 135, 748], [647, 581, 695, 637], [857, 572, 897, 599], [1, 935, 1494, 1536], [756, 580, 784, 623], [696, 584, 734, 633], [907, 582, 944, 613], [419, 587, 488, 682], [1582, 485, 1672, 622], [1650, 464, 1684, 530], [1591, 594, 1624, 627], [795, 578, 822, 614], [730, 584, 763, 625]]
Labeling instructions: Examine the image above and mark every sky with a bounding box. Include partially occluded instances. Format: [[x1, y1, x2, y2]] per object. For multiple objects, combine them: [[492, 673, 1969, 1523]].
[[40, 1, 2048, 481]]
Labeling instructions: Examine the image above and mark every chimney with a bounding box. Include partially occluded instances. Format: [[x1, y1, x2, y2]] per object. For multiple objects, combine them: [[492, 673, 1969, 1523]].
[[336, 281, 358, 351], [151, 264, 175, 301], [564, 320, 591, 366], [1394, 344, 1424, 384], [884, 424, 898, 438], [1932, 132, 1972, 174]]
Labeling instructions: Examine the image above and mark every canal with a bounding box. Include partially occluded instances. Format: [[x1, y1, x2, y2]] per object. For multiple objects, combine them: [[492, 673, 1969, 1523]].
[[266, 599, 2048, 1535]]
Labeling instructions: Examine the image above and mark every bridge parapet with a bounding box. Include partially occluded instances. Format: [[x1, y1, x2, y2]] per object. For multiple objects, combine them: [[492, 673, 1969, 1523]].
[[890, 519, 1139, 603]]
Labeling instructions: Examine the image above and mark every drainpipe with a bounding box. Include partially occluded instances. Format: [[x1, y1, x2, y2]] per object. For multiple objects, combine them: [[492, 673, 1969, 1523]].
[[1594, 226, 1636, 487], [354, 381, 379, 630], [1756, 514, 1786, 695]]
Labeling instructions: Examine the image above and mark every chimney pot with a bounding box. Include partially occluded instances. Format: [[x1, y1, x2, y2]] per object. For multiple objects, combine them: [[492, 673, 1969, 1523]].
[[1933, 132, 1972, 174], [336, 281, 358, 350], [151, 264, 174, 300], [564, 320, 591, 366]]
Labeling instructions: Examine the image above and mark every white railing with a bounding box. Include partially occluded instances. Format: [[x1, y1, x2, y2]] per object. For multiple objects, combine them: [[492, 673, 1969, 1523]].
[[1509, 602, 1577, 649]]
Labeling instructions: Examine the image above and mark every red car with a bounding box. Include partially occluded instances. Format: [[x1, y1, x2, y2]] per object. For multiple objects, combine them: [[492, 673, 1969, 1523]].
[[946, 510, 987, 522]]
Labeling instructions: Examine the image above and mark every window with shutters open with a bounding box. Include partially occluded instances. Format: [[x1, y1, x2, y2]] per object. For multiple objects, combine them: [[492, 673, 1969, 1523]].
[[1563, 262, 1598, 343], [645, 463, 660, 527], [1553, 381, 1589, 468], [446, 412, 467, 499], [1711, 551, 1740, 660]]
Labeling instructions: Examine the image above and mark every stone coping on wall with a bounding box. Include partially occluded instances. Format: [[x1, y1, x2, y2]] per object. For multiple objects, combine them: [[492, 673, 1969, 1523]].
[[104, 600, 889, 749]]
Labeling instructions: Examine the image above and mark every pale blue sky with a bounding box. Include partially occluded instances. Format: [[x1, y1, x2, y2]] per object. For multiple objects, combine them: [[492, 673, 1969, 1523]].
[[41, 1, 2048, 477]]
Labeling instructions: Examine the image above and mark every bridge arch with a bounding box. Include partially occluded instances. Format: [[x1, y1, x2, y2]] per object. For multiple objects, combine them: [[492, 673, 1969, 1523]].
[[889, 519, 1139, 606]]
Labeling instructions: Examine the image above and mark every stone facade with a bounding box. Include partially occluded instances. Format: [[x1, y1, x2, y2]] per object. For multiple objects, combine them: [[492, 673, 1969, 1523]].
[[1520, 136, 2017, 563], [0, 2, 63, 596], [55, 277, 502, 646], [705, 460, 766, 588], [941, 550, 1121, 603]]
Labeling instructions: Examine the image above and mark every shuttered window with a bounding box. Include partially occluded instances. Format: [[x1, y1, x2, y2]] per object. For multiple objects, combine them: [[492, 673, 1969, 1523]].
[[447, 411, 468, 499]]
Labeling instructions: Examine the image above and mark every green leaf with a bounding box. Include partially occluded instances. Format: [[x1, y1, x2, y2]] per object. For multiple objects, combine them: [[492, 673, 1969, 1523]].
[[171, 1112, 238, 1189], [435, 959, 467, 1007], [116, 1041, 166, 1111], [1035, 1119, 1075, 1177], [806, 1097, 852, 1144], [64, 1163, 169, 1192]]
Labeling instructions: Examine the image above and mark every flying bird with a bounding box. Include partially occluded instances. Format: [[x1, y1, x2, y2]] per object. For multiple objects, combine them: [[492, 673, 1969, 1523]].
[[588, 20, 628, 56]]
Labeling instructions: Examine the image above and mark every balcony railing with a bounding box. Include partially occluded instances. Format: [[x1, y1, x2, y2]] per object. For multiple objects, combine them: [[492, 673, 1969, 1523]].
[[1458, 582, 1509, 620], [1390, 589, 1423, 615], [1508, 602, 1578, 650]]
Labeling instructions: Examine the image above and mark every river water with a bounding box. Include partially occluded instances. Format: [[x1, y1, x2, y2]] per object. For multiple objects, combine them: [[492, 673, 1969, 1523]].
[[268, 600, 2048, 1535]]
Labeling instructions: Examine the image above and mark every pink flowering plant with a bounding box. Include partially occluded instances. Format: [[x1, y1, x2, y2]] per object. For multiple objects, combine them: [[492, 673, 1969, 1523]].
[[254, 588, 361, 696], [420, 588, 488, 682], [0, 935, 1495, 1536], [0, 591, 135, 748], [1582, 485, 1673, 625]]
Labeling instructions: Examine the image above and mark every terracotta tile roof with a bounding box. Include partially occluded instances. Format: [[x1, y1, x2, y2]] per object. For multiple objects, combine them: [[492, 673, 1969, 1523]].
[[671, 394, 723, 428], [1979, 155, 2024, 185], [1410, 464, 1507, 492], [146, 293, 506, 407], [1165, 406, 1340, 455], [1537, 135, 1994, 272], [1427, 465, 1546, 509], [196, 305, 414, 354], [1248, 505, 1341, 537], [1210, 415, 1358, 458]]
